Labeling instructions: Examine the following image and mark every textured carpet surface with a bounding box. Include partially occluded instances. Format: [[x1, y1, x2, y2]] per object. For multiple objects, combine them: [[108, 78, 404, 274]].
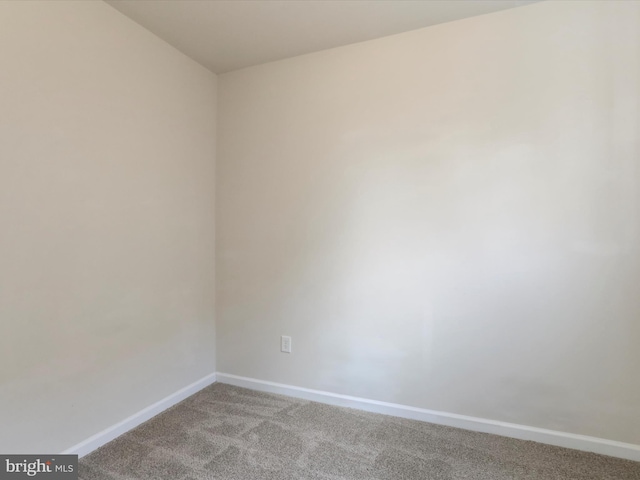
[[79, 383, 640, 480]]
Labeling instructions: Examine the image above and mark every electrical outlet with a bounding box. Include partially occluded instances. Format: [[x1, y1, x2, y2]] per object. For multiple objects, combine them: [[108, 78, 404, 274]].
[[281, 335, 292, 353]]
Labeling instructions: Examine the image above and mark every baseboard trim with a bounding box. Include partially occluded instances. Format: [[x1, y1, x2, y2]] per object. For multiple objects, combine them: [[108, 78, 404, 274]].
[[216, 372, 640, 462], [61, 373, 217, 458]]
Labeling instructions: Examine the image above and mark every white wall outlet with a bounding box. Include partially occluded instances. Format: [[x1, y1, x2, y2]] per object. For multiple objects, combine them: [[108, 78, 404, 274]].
[[281, 335, 292, 353]]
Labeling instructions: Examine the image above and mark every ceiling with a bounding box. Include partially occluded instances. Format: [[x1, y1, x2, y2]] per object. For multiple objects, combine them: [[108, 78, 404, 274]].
[[106, 0, 539, 74]]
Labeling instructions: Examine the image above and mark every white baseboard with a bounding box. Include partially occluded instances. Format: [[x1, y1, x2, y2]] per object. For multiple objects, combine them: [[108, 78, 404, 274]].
[[62, 373, 217, 458], [216, 372, 640, 463]]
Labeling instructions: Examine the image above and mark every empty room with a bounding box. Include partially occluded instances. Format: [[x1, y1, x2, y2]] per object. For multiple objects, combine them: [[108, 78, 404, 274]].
[[1, 0, 639, 478]]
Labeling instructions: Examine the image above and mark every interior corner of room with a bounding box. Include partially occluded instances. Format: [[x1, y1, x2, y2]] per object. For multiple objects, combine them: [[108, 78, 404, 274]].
[[1, 0, 639, 476]]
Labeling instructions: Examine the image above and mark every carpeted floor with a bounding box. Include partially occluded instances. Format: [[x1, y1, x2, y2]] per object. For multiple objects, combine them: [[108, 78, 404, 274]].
[[79, 383, 640, 480]]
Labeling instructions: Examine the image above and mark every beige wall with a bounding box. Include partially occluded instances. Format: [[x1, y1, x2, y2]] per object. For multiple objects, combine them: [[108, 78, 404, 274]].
[[217, 0, 640, 444], [0, 1, 216, 453]]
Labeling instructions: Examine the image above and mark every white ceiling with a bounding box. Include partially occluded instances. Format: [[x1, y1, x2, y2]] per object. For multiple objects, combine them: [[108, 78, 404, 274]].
[[106, 0, 539, 74]]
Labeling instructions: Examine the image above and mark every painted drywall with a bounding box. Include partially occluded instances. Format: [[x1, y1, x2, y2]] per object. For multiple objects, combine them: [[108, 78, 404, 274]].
[[0, 1, 216, 453], [217, 0, 640, 445]]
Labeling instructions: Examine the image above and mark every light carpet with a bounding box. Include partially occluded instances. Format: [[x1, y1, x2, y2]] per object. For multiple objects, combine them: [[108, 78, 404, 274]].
[[79, 383, 640, 479]]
